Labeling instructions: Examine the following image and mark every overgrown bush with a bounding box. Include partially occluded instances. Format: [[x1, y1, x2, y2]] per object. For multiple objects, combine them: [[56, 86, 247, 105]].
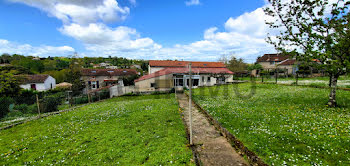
[[28, 104, 38, 114], [14, 104, 29, 114], [99, 90, 110, 100], [5, 110, 23, 117], [13, 90, 36, 105], [73, 95, 89, 105], [0, 97, 15, 119], [40, 93, 64, 113]]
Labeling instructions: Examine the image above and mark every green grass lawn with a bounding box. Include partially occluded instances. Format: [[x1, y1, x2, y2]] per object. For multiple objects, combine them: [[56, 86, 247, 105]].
[[0, 94, 193, 165], [192, 83, 350, 165]]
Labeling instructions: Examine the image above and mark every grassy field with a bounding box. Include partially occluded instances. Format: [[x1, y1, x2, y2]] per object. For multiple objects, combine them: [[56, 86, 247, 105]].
[[192, 83, 350, 165], [0, 94, 193, 165]]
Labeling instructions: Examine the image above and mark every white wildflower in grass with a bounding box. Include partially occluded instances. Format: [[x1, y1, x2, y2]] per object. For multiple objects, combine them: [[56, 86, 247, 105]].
[[0, 94, 192, 165], [192, 83, 350, 165]]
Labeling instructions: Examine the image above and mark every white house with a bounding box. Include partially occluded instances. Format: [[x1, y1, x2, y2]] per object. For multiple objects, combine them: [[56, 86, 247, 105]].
[[19, 74, 56, 91], [136, 60, 234, 92]]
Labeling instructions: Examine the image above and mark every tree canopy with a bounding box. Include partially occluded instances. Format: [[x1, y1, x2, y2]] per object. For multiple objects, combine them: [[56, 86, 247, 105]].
[[264, 0, 350, 107]]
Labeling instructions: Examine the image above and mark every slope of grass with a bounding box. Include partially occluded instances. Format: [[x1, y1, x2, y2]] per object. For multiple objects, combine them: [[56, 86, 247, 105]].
[[0, 94, 193, 165], [192, 84, 350, 165]]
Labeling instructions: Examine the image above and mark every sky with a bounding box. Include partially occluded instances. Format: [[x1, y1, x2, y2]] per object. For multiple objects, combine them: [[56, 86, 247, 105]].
[[0, 0, 278, 62]]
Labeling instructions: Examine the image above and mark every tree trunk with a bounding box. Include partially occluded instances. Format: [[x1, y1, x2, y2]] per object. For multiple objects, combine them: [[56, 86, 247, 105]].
[[328, 74, 339, 107]]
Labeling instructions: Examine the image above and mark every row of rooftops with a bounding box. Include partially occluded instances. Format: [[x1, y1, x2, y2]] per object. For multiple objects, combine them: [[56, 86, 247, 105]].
[[257, 53, 320, 65], [149, 60, 226, 68], [17, 56, 314, 84]]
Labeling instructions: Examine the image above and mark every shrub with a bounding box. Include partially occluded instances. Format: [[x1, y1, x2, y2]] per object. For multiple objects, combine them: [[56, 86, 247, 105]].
[[13, 89, 36, 105], [73, 95, 89, 105], [99, 90, 110, 100], [40, 93, 64, 113], [5, 110, 23, 117], [28, 104, 38, 114], [14, 104, 29, 114], [0, 97, 15, 119]]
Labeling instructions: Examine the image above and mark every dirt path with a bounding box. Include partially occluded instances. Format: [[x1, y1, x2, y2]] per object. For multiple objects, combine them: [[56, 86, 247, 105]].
[[177, 93, 248, 166]]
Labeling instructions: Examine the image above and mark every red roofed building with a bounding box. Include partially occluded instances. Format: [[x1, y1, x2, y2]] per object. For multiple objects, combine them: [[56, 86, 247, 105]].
[[253, 54, 298, 76], [136, 60, 234, 91]]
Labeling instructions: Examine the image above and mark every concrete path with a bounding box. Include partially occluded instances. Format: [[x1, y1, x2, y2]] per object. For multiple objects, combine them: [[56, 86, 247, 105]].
[[177, 93, 248, 166]]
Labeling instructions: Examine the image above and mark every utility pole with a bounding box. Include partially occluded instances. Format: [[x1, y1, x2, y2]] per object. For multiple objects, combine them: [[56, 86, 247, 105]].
[[175, 75, 177, 98], [189, 63, 193, 145], [36, 94, 41, 118]]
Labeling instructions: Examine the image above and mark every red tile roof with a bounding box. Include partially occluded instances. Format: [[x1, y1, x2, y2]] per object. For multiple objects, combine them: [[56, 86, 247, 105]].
[[81, 69, 138, 76], [257, 54, 290, 62], [149, 60, 226, 68], [279, 59, 296, 65], [135, 68, 233, 82]]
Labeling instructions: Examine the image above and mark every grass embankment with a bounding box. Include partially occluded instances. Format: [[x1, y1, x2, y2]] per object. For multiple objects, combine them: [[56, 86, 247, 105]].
[[0, 94, 193, 165], [192, 83, 350, 165]]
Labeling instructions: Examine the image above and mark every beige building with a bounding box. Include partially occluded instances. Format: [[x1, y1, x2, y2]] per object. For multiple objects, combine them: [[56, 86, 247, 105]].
[[252, 54, 298, 76], [136, 60, 234, 92], [81, 69, 137, 93]]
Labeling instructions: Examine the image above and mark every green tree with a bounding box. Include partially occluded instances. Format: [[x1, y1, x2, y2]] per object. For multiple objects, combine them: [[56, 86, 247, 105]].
[[0, 71, 21, 97], [227, 57, 248, 72], [247, 64, 263, 71], [264, 0, 350, 107], [66, 58, 85, 95]]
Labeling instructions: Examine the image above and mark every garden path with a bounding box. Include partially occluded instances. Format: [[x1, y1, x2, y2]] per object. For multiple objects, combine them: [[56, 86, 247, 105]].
[[177, 93, 248, 166]]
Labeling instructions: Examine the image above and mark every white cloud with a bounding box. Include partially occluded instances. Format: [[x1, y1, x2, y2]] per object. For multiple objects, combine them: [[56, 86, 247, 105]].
[[59, 23, 161, 55], [9, 0, 276, 62], [0, 39, 75, 57], [185, 0, 200, 6], [9, 0, 130, 25]]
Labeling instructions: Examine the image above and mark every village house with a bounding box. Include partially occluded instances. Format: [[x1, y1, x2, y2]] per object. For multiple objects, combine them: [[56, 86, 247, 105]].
[[252, 54, 298, 76], [81, 69, 138, 92], [135, 60, 234, 92], [19, 74, 56, 91]]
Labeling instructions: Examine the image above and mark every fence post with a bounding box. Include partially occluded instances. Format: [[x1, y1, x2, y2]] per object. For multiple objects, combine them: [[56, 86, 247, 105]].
[[36, 94, 41, 118], [296, 73, 299, 85], [275, 68, 278, 84], [88, 93, 91, 103], [188, 62, 193, 145]]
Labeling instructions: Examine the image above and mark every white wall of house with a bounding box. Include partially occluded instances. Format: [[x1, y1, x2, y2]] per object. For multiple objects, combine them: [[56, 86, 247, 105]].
[[20, 76, 56, 91], [148, 66, 165, 74], [135, 74, 232, 92]]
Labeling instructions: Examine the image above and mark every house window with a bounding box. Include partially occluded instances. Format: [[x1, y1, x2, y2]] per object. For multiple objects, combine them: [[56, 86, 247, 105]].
[[50, 83, 53, 89], [151, 83, 157, 88], [217, 77, 226, 84], [91, 70, 96, 73], [30, 84, 36, 90], [207, 77, 211, 82], [270, 61, 275, 65], [91, 81, 99, 89], [174, 78, 184, 86], [186, 79, 199, 87], [202, 76, 205, 82]]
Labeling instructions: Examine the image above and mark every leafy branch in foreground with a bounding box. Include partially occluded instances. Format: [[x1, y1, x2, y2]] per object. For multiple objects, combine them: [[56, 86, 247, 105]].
[[264, 0, 350, 107]]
